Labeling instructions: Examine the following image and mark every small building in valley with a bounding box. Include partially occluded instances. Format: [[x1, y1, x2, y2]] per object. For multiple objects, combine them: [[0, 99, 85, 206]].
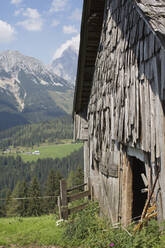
[[32, 150, 40, 155], [73, 0, 165, 225]]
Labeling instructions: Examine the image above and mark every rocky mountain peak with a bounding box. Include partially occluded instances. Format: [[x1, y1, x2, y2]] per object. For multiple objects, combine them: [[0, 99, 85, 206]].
[[51, 45, 78, 85], [0, 50, 50, 76], [0, 50, 73, 129]]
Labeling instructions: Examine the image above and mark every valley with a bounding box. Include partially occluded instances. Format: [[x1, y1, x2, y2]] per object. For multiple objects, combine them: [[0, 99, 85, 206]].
[[0, 117, 84, 219], [0, 142, 83, 162], [0, 48, 84, 244], [0, 1, 82, 246]]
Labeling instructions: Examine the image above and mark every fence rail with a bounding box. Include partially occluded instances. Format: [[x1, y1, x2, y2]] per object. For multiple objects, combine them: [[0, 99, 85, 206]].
[[68, 190, 90, 202], [58, 179, 91, 219], [67, 183, 87, 192]]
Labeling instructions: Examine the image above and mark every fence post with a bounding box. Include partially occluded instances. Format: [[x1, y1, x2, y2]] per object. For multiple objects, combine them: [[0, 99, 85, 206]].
[[60, 179, 68, 220], [87, 177, 91, 200], [58, 196, 62, 219], [91, 186, 94, 201], [87, 177, 94, 201]]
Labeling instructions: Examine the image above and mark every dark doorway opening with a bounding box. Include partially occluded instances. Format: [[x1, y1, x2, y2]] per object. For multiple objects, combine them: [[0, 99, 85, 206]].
[[129, 157, 148, 220]]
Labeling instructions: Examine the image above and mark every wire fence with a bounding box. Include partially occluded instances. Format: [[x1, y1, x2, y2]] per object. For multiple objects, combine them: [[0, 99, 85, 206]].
[[0, 195, 59, 201]]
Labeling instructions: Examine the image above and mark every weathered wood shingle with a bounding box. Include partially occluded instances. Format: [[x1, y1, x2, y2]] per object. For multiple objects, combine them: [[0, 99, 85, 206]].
[[74, 0, 165, 223], [135, 0, 165, 47]]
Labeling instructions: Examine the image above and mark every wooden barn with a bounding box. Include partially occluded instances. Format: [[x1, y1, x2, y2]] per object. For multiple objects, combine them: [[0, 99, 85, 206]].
[[73, 0, 165, 226]]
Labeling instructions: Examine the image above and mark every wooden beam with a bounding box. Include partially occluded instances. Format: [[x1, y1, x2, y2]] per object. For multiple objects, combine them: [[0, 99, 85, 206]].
[[67, 190, 90, 202], [69, 203, 89, 214], [60, 179, 68, 219], [58, 196, 62, 219], [141, 173, 148, 187], [67, 183, 87, 192]]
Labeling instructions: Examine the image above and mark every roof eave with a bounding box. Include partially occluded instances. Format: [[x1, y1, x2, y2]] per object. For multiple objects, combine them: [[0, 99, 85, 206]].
[[73, 0, 105, 116]]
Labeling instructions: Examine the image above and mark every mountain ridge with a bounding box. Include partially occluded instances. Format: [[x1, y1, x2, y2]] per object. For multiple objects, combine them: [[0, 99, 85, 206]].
[[51, 46, 78, 85], [0, 50, 74, 130]]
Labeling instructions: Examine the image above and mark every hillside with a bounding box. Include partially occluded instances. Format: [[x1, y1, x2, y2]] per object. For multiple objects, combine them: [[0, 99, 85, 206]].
[[0, 50, 74, 131], [0, 116, 73, 149], [0, 147, 84, 200]]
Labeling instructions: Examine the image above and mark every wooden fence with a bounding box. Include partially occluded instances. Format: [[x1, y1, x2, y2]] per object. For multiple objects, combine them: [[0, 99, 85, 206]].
[[58, 178, 91, 219]]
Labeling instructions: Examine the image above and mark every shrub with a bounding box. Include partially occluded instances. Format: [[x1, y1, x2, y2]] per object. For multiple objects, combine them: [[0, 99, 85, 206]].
[[60, 201, 165, 248]]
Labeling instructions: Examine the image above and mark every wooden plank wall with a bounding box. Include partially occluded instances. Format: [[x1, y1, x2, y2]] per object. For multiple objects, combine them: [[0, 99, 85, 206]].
[[74, 113, 88, 141], [87, 0, 165, 221]]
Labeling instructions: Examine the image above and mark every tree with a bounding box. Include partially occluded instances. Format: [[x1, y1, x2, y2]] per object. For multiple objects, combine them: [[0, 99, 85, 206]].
[[54, 171, 62, 197], [67, 170, 75, 189], [44, 170, 62, 213], [0, 205, 4, 217], [74, 166, 84, 187], [4, 188, 11, 216], [67, 166, 84, 191], [6, 180, 28, 217], [19, 180, 29, 216], [27, 177, 42, 216]]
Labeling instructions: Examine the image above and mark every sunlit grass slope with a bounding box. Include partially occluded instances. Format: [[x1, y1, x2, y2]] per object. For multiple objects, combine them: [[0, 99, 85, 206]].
[[0, 215, 62, 246], [0, 143, 83, 162]]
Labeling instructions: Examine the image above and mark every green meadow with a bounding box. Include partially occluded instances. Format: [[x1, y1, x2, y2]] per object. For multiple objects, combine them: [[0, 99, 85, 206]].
[[0, 203, 164, 248], [0, 215, 63, 246], [0, 142, 83, 162]]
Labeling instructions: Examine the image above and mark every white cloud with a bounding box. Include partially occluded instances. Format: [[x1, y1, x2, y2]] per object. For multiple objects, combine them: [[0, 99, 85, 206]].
[[14, 8, 24, 16], [23, 8, 40, 19], [51, 20, 60, 27], [11, 0, 22, 4], [0, 20, 15, 43], [63, 25, 77, 34], [69, 9, 82, 21], [53, 34, 80, 60], [17, 8, 43, 31], [17, 19, 43, 31], [50, 0, 68, 12]]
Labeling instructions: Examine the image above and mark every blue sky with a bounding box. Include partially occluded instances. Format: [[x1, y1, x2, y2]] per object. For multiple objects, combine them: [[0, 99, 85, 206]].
[[0, 0, 83, 64]]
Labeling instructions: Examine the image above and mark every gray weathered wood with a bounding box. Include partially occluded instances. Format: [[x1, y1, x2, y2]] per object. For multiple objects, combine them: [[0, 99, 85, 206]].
[[58, 196, 62, 219], [67, 183, 87, 193], [74, 0, 165, 223], [69, 203, 89, 214], [60, 179, 68, 219], [67, 190, 90, 202]]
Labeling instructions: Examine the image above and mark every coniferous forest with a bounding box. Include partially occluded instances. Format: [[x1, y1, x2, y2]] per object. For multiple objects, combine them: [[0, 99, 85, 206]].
[[0, 116, 73, 149], [0, 117, 84, 218], [0, 148, 84, 217]]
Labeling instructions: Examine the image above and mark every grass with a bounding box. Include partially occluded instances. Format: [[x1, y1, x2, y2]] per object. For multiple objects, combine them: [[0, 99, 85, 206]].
[[0, 142, 83, 162], [0, 215, 63, 246], [61, 202, 165, 248], [0, 202, 165, 247]]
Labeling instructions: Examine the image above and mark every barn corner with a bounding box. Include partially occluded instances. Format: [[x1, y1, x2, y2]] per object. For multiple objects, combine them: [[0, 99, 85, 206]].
[[73, 0, 165, 226]]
